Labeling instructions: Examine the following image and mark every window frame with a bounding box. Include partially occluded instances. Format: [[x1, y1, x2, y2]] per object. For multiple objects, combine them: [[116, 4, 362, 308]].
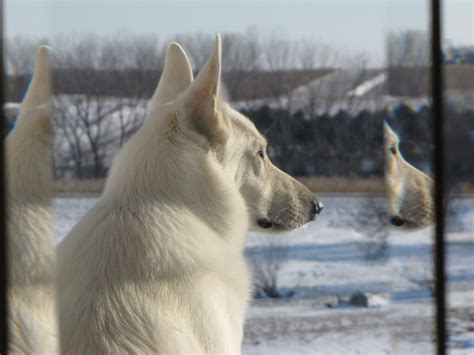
[[430, 0, 447, 354]]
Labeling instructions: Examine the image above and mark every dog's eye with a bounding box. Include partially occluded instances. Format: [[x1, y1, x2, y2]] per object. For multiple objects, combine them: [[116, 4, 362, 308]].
[[257, 147, 265, 159], [389, 145, 396, 155]]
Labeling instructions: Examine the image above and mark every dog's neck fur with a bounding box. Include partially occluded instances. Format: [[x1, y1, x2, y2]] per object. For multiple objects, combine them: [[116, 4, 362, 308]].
[[101, 114, 249, 276]]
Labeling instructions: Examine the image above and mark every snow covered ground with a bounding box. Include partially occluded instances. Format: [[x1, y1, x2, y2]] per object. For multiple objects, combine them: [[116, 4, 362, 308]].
[[54, 195, 474, 354]]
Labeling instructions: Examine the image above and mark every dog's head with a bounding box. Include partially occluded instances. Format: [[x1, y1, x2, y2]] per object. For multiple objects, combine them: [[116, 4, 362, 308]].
[[144, 35, 323, 232], [384, 122, 434, 230]]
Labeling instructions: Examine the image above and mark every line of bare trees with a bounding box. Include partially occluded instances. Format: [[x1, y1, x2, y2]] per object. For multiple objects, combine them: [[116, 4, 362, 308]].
[[5, 30, 455, 180], [7, 34, 166, 178], [6, 30, 370, 179], [50, 35, 164, 177]]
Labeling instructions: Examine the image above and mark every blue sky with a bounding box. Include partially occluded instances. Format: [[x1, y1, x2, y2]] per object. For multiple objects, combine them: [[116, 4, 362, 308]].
[[5, 0, 473, 67]]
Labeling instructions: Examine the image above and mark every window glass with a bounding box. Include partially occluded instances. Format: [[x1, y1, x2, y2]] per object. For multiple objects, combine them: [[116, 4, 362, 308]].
[[5, 1, 471, 353]]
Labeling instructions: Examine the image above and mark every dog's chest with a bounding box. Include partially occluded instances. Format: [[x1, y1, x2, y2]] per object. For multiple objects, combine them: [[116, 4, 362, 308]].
[[163, 257, 250, 349], [188, 267, 251, 352]]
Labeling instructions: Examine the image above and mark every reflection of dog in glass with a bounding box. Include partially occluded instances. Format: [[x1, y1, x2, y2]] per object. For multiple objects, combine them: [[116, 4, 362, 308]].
[[384, 122, 434, 229], [6, 47, 58, 353]]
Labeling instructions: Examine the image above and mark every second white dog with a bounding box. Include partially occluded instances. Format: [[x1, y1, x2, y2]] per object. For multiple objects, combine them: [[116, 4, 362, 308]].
[[58, 35, 322, 354]]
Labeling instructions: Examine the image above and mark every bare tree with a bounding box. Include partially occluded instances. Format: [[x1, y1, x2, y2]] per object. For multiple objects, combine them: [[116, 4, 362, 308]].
[[221, 28, 262, 102], [53, 97, 86, 178], [111, 34, 164, 145], [248, 239, 292, 299], [262, 32, 296, 70], [4, 36, 44, 75], [222, 27, 261, 72], [387, 31, 429, 68], [296, 38, 338, 70], [386, 31, 430, 96], [351, 196, 390, 261], [52, 35, 158, 178]]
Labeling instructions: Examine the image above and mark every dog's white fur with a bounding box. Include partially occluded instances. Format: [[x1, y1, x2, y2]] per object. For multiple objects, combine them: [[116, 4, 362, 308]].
[[6, 46, 58, 354], [58, 36, 320, 354], [384, 122, 434, 229]]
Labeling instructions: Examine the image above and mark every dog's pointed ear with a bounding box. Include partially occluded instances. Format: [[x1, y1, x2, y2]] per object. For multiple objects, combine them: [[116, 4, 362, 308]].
[[20, 46, 52, 115], [183, 34, 228, 144], [16, 46, 52, 135], [148, 43, 193, 113], [384, 121, 399, 145]]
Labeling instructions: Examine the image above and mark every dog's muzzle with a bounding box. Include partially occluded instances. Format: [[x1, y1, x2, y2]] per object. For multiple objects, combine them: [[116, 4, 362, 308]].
[[257, 199, 324, 230]]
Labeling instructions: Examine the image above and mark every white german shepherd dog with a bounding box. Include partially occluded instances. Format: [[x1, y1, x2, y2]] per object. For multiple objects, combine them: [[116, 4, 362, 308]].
[[58, 35, 323, 354], [6, 46, 58, 353], [384, 122, 434, 229]]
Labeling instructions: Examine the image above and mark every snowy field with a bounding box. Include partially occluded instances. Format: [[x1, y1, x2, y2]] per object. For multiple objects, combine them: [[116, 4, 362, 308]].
[[54, 195, 474, 354]]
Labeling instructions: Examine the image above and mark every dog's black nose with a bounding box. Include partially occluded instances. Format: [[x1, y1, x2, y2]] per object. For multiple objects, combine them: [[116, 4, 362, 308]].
[[390, 216, 405, 227], [257, 219, 273, 229], [310, 200, 324, 220]]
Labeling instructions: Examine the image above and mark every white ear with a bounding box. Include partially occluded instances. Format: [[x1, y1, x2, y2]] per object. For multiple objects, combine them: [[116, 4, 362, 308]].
[[384, 121, 399, 144], [187, 34, 221, 105], [20, 46, 52, 115], [148, 42, 193, 113], [182, 34, 227, 143]]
